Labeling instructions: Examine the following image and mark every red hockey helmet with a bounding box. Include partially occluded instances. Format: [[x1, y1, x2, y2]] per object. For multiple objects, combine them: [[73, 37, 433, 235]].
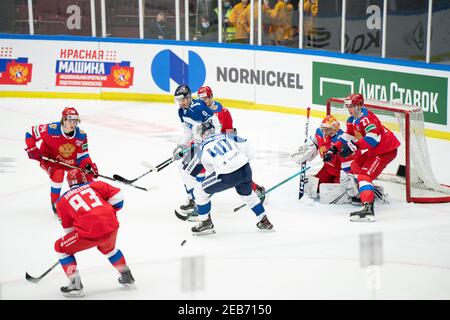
[[66, 169, 88, 187], [320, 115, 340, 136], [197, 86, 213, 99], [344, 93, 364, 107], [61, 107, 80, 123]]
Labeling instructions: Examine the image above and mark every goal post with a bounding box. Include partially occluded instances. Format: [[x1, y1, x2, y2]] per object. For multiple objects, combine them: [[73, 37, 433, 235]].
[[326, 97, 450, 203]]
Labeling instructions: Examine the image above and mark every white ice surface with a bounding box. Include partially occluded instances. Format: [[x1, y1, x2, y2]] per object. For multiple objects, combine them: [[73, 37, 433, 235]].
[[0, 98, 449, 300]]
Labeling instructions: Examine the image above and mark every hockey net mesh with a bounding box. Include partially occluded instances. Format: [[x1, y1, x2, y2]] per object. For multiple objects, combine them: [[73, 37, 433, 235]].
[[328, 98, 450, 202]]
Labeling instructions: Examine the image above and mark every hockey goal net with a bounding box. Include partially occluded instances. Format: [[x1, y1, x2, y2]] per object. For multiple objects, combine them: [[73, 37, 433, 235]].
[[327, 97, 450, 203]]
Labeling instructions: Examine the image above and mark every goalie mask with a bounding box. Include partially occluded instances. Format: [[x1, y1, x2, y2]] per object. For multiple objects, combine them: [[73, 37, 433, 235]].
[[344, 93, 364, 117], [66, 169, 88, 187], [320, 115, 340, 137]]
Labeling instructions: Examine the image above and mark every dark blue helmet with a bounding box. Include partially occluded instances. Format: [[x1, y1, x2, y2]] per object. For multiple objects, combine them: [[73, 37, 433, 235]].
[[174, 85, 191, 100]]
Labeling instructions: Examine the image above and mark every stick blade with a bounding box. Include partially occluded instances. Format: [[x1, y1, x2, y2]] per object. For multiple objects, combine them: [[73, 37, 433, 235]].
[[25, 272, 41, 284], [112, 174, 135, 184]]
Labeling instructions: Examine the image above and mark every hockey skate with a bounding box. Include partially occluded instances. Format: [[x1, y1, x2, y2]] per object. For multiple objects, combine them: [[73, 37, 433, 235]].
[[191, 215, 215, 235], [256, 215, 274, 230], [255, 185, 267, 204], [118, 267, 135, 285], [60, 271, 85, 297], [175, 199, 199, 222], [351, 196, 362, 206], [350, 202, 375, 222]]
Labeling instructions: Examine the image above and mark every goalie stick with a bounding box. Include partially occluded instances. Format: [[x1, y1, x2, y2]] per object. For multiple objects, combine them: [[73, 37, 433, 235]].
[[234, 159, 321, 213], [299, 107, 311, 200], [25, 260, 59, 284], [42, 157, 149, 192]]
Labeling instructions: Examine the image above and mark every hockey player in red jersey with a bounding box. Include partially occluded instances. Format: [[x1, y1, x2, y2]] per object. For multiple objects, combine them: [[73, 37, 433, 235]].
[[324, 93, 400, 222], [291, 115, 356, 201], [54, 169, 134, 297], [197, 86, 266, 199], [24, 107, 99, 215]]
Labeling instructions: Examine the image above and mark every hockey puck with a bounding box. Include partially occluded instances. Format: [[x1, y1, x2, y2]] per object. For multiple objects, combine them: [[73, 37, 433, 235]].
[[181, 240, 187, 246]]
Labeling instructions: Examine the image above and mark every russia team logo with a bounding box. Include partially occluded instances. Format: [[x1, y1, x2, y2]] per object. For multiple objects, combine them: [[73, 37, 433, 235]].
[[0, 49, 33, 85], [55, 48, 134, 88], [151, 49, 206, 92]]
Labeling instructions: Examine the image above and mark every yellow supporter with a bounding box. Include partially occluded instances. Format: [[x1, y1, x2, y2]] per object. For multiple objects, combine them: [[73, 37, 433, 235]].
[[265, 0, 294, 44], [228, 0, 260, 42], [304, 0, 318, 17]]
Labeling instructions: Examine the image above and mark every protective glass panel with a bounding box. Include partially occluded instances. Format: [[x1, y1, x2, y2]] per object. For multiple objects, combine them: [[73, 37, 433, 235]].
[[385, 0, 428, 61], [303, 0, 342, 52], [226, 0, 253, 44], [33, 0, 93, 36], [0, 0, 29, 34], [344, 0, 383, 56], [144, 0, 176, 40], [104, 0, 139, 38], [431, 0, 450, 65], [191, 0, 218, 42], [262, 0, 298, 48]]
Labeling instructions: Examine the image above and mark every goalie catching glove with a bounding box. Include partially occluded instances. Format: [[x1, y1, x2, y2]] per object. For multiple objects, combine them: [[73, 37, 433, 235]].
[[290, 141, 318, 165]]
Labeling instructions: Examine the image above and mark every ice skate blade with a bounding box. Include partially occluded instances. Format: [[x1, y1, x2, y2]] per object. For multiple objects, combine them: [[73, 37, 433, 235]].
[[61, 289, 85, 298], [350, 216, 375, 222], [192, 229, 216, 236]]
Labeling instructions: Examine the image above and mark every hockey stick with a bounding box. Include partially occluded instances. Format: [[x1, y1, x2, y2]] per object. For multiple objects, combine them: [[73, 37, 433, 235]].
[[25, 260, 59, 284], [234, 160, 321, 213], [299, 107, 311, 200], [113, 146, 194, 183], [42, 157, 149, 191]]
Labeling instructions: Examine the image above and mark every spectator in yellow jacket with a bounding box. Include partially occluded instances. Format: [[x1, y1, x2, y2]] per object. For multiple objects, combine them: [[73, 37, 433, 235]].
[[228, 0, 262, 43], [264, 0, 293, 46]]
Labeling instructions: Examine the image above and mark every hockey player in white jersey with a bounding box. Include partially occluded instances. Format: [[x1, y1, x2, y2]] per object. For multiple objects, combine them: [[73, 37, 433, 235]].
[[190, 120, 273, 235], [172, 85, 222, 217]]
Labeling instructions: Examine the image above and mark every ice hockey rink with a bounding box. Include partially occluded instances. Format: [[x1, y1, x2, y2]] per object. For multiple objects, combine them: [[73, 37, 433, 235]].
[[1, 97, 450, 300]]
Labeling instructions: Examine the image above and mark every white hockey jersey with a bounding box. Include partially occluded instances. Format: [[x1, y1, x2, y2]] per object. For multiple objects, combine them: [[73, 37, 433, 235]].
[[200, 134, 250, 175]]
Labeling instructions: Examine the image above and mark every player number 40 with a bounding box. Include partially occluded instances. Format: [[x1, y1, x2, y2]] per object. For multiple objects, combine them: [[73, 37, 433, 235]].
[[221, 304, 272, 315]]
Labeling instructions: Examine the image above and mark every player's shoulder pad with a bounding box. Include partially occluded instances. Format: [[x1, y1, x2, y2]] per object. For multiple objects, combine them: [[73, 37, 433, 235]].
[[346, 115, 355, 123], [47, 122, 61, 135], [315, 127, 323, 138], [75, 127, 87, 139], [210, 101, 223, 112]]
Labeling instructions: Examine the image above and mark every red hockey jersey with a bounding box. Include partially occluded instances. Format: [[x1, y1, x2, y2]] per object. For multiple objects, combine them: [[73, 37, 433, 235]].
[[56, 181, 124, 238], [338, 108, 401, 156], [25, 122, 93, 167], [210, 101, 233, 133]]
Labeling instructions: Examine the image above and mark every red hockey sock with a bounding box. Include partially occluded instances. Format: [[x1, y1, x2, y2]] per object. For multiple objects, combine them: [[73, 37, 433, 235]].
[[59, 255, 78, 278], [107, 249, 127, 272]]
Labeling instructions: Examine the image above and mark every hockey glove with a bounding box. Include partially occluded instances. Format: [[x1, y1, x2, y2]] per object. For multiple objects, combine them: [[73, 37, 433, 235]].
[[173, 145, 185, 160], [25, 146, 42, 161], [85, 163, 99, 177], [323, 146, 338, 162], [340, 141, 358, 158]]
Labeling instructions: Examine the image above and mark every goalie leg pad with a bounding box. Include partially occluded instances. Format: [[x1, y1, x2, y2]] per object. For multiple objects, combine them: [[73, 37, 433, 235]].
[[340, 170, 359, 198], [319, 183, 351, 204], [305, 175, 319, 199]]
